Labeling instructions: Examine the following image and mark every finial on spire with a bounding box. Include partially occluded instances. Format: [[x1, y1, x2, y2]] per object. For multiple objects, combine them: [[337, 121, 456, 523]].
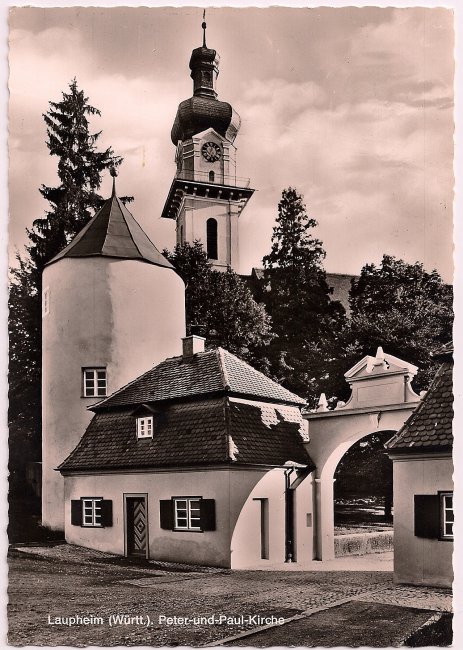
[[202, 9, 207, 47], [110, 166, 118, 196]]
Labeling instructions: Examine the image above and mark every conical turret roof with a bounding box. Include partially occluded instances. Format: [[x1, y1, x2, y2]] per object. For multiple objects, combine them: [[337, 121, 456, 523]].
[[47, 187, 173, 269]]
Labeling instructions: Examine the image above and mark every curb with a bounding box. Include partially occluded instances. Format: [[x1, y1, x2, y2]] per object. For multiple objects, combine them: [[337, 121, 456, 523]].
[[201, 587, 384, 647], [400, 611, 444, 646]]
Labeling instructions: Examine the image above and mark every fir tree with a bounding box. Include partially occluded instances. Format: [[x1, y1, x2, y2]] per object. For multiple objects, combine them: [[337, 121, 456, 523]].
[[263, 187, 346, 402], [9, 79, 125, 473]]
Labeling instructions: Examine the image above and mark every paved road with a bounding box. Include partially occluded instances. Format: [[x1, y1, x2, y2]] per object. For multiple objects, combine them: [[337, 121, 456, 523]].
[[8, 544, 452, 647], [225, 602, 439, 647]]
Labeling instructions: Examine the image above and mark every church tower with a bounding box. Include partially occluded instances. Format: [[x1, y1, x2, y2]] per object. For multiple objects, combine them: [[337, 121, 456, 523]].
[[42, 173, 186, 530], [161, 18, 254, 271]]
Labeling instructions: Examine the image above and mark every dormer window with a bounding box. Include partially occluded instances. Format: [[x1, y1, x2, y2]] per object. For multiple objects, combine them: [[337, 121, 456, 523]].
[[137, 416, 153, 439]]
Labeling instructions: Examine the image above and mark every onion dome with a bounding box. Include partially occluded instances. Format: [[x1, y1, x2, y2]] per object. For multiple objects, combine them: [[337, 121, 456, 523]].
[[171, 25, 241, 145], [171, 96, 241, 145]]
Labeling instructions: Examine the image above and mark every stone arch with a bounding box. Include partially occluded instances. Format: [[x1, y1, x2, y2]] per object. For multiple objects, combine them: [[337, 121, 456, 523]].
[[230, 466, 314, 569], [319, 426, 398, 485], [312, 426, 403, 561], [333, 428, 396, 527], [230, 469, 286, 569], [304, 348, 422, 560]]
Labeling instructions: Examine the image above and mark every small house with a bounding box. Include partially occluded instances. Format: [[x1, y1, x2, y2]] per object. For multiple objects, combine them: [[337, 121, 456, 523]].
[[385, 342, 453, 587], [58, 336, 316, 569]]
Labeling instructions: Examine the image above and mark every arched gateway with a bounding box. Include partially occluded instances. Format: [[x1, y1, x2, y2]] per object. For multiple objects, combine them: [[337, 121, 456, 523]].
[[303, 348, 421, 560]]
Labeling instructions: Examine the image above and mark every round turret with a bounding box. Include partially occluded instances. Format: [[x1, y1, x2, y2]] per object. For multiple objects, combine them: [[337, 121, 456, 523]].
[[42, 182, 186, 530]]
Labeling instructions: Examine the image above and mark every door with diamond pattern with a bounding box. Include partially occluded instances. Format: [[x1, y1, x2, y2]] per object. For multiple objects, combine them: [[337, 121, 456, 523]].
[[126, 496, 147, 557]]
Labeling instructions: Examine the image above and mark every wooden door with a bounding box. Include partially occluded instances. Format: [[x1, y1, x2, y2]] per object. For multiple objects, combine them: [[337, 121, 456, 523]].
[[126, 496, 147, 557]]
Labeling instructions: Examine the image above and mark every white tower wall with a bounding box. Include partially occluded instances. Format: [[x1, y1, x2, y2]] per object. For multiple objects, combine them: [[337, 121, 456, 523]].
[[42, 256, 185, 530], [177, 197, 240, 271]]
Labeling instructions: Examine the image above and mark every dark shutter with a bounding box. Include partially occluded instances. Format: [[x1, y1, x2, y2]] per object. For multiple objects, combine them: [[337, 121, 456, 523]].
[[414, 494, 440, 538], [101, 500, 113, 527], [160, 500, 174, 530], [71, 500, 83, 526], [200, 499, 216, 531]]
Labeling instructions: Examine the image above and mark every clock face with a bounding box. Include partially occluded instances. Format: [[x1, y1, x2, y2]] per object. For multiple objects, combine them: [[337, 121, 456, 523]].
[[201, 142, 222, 163]]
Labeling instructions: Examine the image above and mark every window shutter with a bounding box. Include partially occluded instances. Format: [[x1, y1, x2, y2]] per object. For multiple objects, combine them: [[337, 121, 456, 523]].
[[71, 500, 83, 526], [101, 500, 113, 527], [414, 494, 440, 538], [160, 500, 174, 530], [200, 499, 216, 531]]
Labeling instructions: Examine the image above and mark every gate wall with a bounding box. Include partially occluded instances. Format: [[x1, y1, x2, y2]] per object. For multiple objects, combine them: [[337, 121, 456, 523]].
[[304, 349, 422, 560]]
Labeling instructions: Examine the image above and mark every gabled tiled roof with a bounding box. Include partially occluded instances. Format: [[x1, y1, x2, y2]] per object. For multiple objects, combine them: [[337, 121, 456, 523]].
[[385, 350, 453, 453], [47, 189, 173, 269], [59, 397, 314, 472], [92, 348, 305, 411]]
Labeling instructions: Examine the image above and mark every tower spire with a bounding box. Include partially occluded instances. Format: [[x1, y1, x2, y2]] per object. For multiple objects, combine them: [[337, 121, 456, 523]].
[[202, 9, 207, 48], [110, 165, 118, 197]]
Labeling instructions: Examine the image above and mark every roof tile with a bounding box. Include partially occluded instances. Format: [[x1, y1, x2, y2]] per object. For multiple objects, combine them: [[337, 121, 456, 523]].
[[59, 397, 314, 471], [93, 348, 305, 410], [47, 192, 173, 269], [386, 359, 453, 453]]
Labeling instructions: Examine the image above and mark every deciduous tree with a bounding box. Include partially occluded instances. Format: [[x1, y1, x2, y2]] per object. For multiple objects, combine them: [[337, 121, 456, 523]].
[[345, 255, 453, 391], [164, 242, 273, 370]]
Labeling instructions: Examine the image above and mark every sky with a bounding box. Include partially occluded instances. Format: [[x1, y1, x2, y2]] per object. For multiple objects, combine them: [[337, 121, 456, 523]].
[[8, 5, 455, 281]]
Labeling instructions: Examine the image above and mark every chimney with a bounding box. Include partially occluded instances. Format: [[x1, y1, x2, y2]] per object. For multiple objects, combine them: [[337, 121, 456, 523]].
[[182, 335, 206, 358]]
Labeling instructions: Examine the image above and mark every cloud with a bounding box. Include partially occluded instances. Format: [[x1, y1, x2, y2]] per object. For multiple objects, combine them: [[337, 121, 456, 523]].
[[8, 7, 454, 283]]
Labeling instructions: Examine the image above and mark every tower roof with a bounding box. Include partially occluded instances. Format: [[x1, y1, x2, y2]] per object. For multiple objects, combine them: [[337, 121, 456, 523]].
[[171, 22, 241, 145], [171, 96, 241, 145], [47, 188, 174, 270]]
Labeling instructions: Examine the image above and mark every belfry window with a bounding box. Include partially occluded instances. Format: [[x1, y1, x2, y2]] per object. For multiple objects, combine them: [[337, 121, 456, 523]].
[[206, 218, 218, 260]]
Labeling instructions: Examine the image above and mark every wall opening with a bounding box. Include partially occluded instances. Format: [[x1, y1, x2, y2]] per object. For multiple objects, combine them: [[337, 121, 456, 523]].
[[206, 218, 218, 260], [334, 431, 395, 537], [254, 498, 269, 560], [209, 170, 215, 182]]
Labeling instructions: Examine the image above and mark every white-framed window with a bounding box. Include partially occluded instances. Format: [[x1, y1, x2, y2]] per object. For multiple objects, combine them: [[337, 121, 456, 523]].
[[174, 498, 201, 531], [43, 287, 50, 316], [82, 498, 102, 527], [137, 416, 154, 439], [83, 368, 107, 397], [441, 492, 453, 539]]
